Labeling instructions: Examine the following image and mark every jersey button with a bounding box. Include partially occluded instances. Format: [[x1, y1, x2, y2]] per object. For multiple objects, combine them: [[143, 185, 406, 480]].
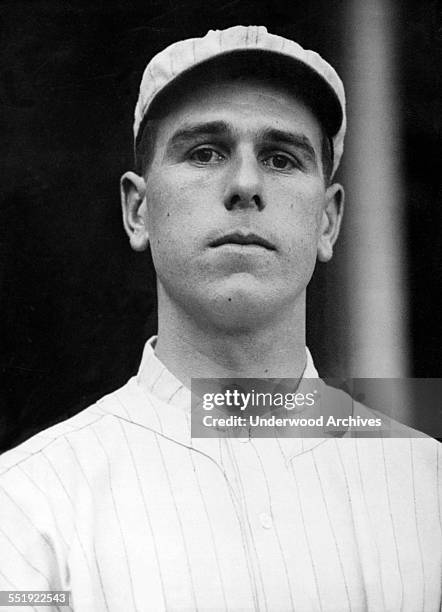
[[259, 512, 272, 529]]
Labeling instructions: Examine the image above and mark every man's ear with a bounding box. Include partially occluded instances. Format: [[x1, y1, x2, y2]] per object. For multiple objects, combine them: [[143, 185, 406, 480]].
[[317, 183, 345, 262], [120, 171, 149, 252]]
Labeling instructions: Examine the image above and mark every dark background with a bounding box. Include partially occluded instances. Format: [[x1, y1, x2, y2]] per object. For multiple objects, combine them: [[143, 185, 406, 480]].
[[0, 0, 440, 452]]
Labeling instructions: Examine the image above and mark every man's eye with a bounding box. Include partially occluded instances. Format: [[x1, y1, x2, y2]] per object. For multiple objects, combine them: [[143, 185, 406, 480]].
[[263, 154, 297, 171], [189, 147, 224, 164]]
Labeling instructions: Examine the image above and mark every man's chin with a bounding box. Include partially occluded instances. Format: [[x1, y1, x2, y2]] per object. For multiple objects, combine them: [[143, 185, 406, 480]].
[[160, 275, 302, 330], [199, 285, 293, 331]]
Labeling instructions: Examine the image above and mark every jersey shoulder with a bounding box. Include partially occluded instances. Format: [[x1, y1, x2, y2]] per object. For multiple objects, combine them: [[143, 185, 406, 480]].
[[318, 379, 438, 441], [0, 378, 137, 477]]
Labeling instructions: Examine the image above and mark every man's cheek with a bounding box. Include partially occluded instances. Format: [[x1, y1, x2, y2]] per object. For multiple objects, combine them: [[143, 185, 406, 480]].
[[146, 187, 180, 236]]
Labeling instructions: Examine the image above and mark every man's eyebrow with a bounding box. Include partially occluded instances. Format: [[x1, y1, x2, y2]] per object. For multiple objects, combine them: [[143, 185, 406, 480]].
[[165, 122, 317, 165], [167, 121, 231, 150], [260, 129, 317, 164]]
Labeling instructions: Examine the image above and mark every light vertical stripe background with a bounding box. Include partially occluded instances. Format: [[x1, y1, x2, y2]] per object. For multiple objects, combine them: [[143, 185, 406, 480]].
[[343, 0, 409, 379]]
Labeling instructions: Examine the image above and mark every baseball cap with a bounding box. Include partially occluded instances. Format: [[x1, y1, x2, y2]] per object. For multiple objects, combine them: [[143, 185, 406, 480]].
[[134, 25, 346, 177]]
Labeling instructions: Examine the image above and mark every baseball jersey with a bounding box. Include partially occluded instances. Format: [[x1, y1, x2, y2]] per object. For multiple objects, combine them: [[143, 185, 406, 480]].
[[0, 337, 441, 611]]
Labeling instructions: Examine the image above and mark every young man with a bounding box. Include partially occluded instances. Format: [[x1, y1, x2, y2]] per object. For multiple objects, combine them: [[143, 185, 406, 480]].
[[0, 26, 440, 612]]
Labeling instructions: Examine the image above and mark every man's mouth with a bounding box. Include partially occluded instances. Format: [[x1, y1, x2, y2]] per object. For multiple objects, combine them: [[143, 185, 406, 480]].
[[209, 231, 276, 251]]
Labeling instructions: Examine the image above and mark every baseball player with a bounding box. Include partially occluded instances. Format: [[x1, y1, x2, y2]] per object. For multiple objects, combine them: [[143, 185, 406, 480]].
[[0, 26, 440, 612]]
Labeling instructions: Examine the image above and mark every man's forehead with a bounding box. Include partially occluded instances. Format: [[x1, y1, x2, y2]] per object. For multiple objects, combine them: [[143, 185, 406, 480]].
[[154, 76, 324, 144]]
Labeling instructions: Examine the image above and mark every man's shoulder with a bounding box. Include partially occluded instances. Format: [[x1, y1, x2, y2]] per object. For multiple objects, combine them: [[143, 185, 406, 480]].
[[312, 382, 440, 489], [317, 379, 439, 448], [0, 377, 141, 478]]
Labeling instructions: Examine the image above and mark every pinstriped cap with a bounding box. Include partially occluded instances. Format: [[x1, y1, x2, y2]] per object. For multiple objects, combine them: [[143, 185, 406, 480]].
[[134, 25, 346, 176]]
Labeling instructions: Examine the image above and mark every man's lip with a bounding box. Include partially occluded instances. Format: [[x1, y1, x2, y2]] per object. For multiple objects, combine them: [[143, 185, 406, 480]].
[[209, 232, 276, 250]]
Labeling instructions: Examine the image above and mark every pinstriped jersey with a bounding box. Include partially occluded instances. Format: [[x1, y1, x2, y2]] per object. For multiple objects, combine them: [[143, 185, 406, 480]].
[[0, 339, 441, 611]]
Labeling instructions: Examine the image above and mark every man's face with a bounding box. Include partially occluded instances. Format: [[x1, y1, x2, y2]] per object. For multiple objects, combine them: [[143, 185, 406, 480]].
[[124, 78, 342, 329]]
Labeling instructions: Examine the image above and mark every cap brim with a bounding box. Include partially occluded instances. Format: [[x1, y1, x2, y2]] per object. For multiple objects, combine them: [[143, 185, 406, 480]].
[[137, 49, 343, 146]]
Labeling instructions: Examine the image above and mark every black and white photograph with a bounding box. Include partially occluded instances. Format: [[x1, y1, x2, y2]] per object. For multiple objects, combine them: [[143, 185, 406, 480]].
[[0, 1, 441, 610]]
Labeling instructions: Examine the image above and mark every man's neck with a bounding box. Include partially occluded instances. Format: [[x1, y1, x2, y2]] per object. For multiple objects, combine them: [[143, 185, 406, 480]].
[[154, 294, 308, 389]]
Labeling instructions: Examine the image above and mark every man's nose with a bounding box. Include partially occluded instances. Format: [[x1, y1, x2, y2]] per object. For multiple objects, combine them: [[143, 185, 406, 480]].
[[223, 152, 264, 211]]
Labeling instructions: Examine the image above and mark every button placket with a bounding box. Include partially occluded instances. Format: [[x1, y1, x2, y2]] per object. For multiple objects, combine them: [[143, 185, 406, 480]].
[[259, 512, 273, 529]]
